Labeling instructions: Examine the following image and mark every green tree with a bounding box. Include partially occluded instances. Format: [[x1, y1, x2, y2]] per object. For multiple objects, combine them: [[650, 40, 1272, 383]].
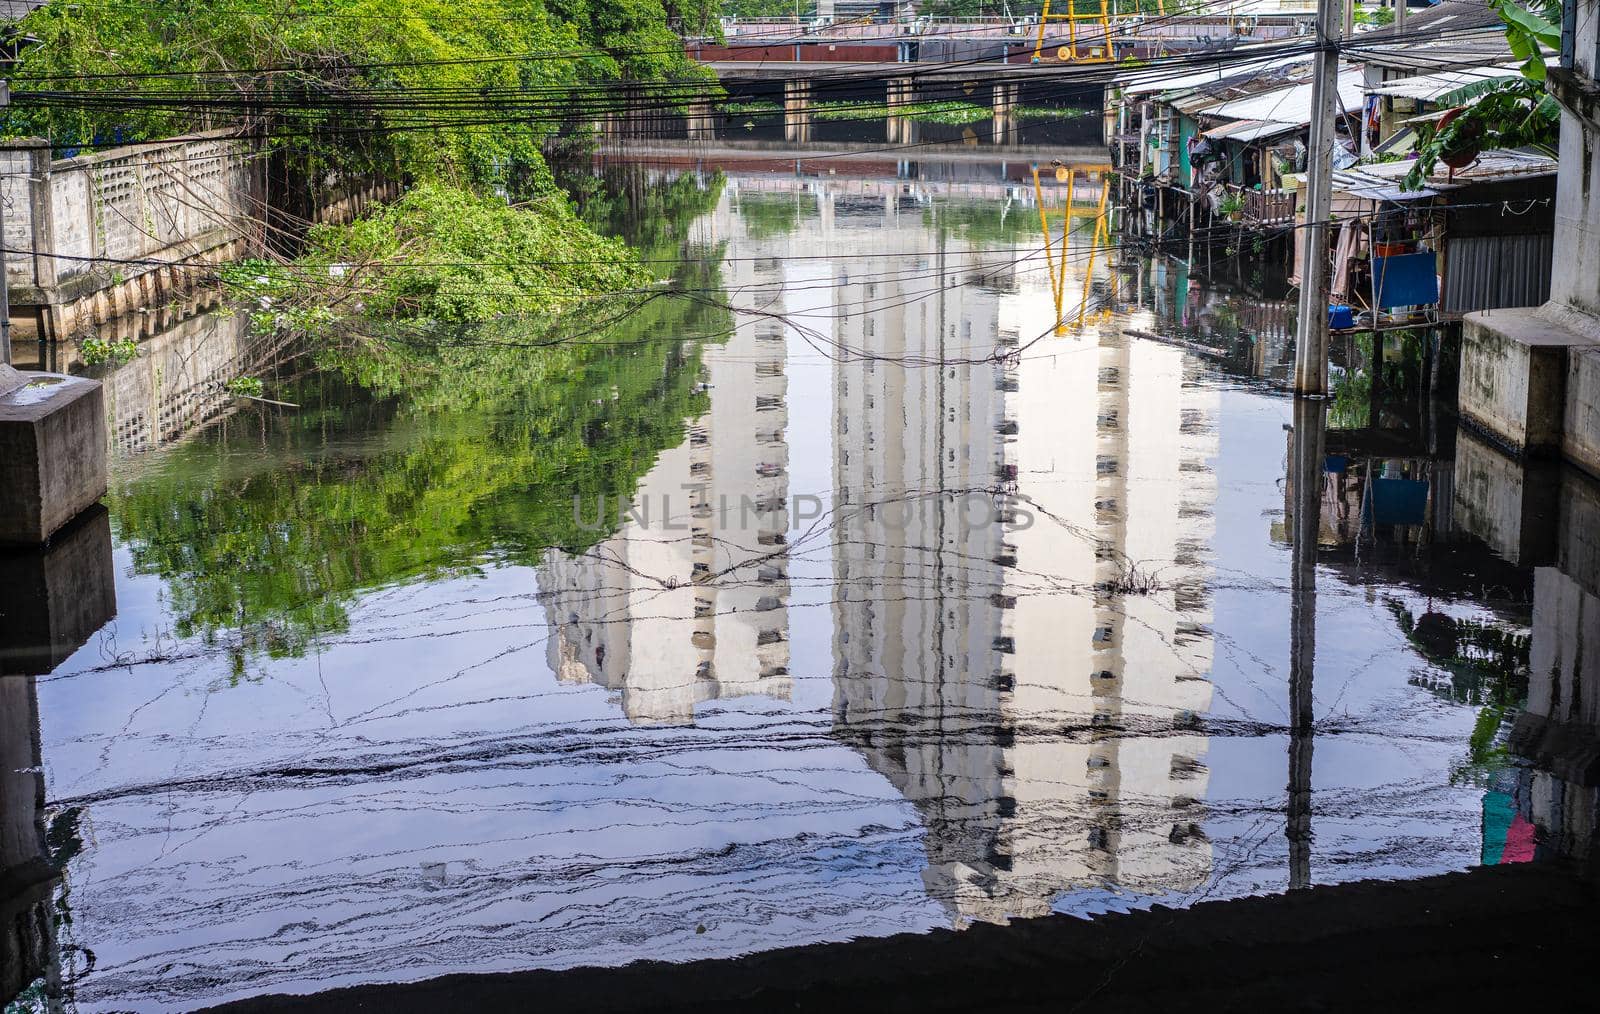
[[5, 0, 714, 189]]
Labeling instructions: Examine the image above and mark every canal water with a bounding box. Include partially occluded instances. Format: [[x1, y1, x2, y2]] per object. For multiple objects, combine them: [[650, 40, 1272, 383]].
[[4, 153, 1592, 1011]]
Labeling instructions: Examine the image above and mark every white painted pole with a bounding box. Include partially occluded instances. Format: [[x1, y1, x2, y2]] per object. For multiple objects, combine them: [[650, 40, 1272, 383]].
[[1293, 0, 1340, 396]]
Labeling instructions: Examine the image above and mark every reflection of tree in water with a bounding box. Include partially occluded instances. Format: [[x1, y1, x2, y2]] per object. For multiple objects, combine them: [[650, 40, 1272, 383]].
[[1388, 598, 1532, 778], [110, 174, 733, 665], [565, 163, 728, 257]]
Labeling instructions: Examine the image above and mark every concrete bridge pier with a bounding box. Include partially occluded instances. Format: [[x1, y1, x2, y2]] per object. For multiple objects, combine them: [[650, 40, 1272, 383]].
[[886, 77, 918, 145], [0, 505, 114, 1007], [1, 674, 52, 1009], [992, 82, 1020, 145], [685, 100, 716, 142], [782, 80, 813, 144]]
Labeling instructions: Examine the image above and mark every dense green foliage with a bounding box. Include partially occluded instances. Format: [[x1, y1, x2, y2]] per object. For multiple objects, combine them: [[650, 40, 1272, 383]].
[[925, 200, 1038, 246], [564, 162, 730, 260], [112, 335, 708, 661], [734, 192, 816, 239], [224, 182, 648, 326], [111, 173, 729, 661], [6, 0, 716, 187], [717, 97, 1091, 124], [813, 99, 993, 125]]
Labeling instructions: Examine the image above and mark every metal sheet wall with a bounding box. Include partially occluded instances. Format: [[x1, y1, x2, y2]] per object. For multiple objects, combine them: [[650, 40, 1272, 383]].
[[1442, 232, 1553, 313]]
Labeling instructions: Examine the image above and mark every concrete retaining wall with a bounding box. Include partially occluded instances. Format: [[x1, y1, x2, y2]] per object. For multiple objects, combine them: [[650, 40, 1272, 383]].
[[2, 133, 398, 341], [1566, 346, 1600, 479], [1458, 309, 1568, 453], [3, 132, 256, 333]]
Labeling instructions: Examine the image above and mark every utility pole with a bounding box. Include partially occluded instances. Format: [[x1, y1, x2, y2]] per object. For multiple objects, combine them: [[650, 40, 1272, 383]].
[[1, 79, 11, 367], [1286, 396, 1326, 890], [1293, 0, 1341, 396]]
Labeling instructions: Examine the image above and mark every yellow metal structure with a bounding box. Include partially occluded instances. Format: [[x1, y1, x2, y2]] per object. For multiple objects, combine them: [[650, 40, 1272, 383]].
[[1033, 0, 1112, 64], [1031, 0, 1164, 64], [1033, 164, 1118, 336]]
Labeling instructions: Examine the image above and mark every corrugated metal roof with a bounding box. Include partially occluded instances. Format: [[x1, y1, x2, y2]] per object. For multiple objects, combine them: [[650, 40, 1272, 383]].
[[0, 1, 45, 18], [1326, 148, 1556, 202], [1193, 69, 1365, 124], [1116, 49, 1305, 95], [1367, 63, 1523, 101], [1345, 0, 1517, 73], [1330, 168, 1440, 201], [1356, 0, 1506, 39], [1358, 147, 1558, 186], [1204, 118, 1301, 142]]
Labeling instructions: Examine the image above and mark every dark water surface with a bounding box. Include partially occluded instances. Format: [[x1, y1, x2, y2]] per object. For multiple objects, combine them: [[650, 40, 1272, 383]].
[[5, 157, 1593, 1011]]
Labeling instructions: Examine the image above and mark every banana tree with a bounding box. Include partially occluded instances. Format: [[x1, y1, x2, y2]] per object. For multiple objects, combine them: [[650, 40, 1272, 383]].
[[1402, 0, 1562, 189]]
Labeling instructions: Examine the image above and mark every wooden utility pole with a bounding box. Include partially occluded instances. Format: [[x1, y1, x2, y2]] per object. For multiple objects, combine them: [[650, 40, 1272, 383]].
[[1293, 0, 1341, 396]]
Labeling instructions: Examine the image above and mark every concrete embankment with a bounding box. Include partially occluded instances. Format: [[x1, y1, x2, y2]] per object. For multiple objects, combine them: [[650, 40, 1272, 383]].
[[213, 862, 1598, 1013]]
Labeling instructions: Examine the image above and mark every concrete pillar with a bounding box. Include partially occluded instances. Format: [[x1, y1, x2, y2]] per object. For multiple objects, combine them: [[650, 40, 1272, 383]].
[[992, 82, 1019, 145], [783, 79, 813, 144], [0, 675, 52, 1006], [888, 77, 915, 112], [1546, 2, 1600, 318], [685, 100, 716, 142], [0, 366, 107, 546], [886, 78, 918, 145], [1458, 3, 1600, 478]]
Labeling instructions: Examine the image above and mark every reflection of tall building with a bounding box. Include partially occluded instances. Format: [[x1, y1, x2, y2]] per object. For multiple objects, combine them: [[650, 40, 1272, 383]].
[[539, 254, 792, 726], [818, 181, 1219, 923], [827, 210, 1015, 923]]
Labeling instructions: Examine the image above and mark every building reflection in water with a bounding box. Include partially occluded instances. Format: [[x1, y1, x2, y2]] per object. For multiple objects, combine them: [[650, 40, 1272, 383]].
[[814, 174, 1219, 923], [537, 254, 793, 726], [1, 507, 117, 1006]]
